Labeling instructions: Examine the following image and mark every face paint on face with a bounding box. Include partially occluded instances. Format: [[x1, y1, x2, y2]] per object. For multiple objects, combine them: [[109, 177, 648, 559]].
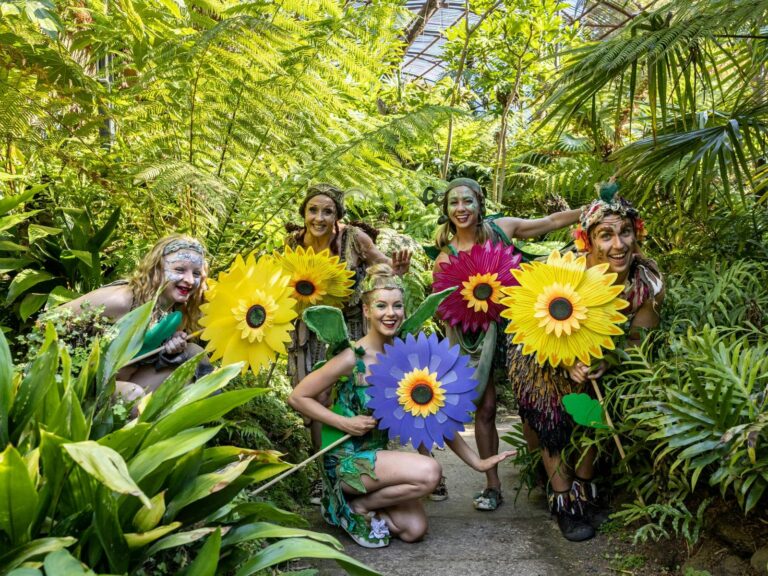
[[364, 289, 404, 337], [304, 195, 338, 239], [446, 186, 479, 229], [162, 250, 205, 305], [588, 214, 636, 279]]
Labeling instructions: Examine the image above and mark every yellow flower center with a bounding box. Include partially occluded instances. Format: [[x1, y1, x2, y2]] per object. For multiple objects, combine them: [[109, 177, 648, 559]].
[[396, 367, 446, 418], [533, 283, 588, 338], [460, 272, 502, 313]]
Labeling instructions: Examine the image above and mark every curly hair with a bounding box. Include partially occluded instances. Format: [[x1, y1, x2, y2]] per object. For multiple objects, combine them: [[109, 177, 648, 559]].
[[128, 234, 208, 332]]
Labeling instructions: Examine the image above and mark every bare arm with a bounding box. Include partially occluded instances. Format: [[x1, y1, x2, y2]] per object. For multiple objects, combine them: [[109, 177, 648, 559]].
[[61, 284, 133, 321], [497, 209, 581, 240], [354, 228, 412, 276], [446, 434, 517, 472], [288, 349, 376, 436], [626, 287, 664, 348]]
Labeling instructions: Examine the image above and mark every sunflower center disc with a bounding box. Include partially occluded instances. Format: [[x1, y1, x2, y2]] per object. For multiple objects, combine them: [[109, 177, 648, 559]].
[[473, 283, 493, 301], [246, 304, 267, 328], [295, 280, 316, 296], [549, 297, 573, 321], [411, 383, 434, 405]]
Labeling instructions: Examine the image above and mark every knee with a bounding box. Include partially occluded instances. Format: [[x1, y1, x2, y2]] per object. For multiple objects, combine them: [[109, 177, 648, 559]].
[[476, 401, 496, 424], [418, 456, 442, 492], [398, 515, 428, 543]]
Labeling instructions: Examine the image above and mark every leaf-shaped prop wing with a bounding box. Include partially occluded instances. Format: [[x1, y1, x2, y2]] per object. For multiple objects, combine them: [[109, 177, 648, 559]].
[[562, 393, 608, 429], [136, 310, 182, 357], [303, 306, 350, 357], [398, 287, 456, 337]]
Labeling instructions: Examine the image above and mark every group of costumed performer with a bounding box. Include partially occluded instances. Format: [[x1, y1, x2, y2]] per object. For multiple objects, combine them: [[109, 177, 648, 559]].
[[288, 264, 515, 548], [283, 183, 411, 454], [507, 182, 664, 541], [431, 178, 582, 511]]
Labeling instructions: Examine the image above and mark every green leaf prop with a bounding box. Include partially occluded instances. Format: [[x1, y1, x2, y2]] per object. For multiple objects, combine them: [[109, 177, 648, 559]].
[[136, 310, 182, 357], [302, 306, 349, 355], [398, 287, 455, 336], [562, 393, 609, 429]]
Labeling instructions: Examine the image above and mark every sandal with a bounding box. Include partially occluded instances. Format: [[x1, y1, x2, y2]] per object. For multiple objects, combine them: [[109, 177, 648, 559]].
[[429, 476, 448, 502], [473, 487, 503, 511], [344, 514, 391, 549]]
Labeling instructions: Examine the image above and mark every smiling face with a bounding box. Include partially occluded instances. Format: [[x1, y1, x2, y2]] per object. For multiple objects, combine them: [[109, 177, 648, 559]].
[[446, 186, 480, 230], [162, 249, 205, 305], [363, 288, 405, 338], [303, 194, 338, 240], [587, 214, 636, 280]]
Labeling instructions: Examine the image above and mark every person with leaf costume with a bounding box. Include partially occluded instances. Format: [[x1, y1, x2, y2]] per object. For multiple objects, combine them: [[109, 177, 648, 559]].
[[506, 182, 664, 542], [62, 234, 212, 403], [288, 264, 513, 548], [284, 183, 412, 457], [431, 178, 581, 510]]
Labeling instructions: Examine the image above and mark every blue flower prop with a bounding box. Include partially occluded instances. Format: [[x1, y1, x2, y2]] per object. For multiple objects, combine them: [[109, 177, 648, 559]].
[[366, 332, 478, 450]]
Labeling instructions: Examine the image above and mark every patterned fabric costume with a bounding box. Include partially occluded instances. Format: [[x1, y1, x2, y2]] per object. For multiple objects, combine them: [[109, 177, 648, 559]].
[[442, 218, 515, 398], [285, 226, 369, 385], [320, 347, 388, 542], [508, 254, 663, 453]]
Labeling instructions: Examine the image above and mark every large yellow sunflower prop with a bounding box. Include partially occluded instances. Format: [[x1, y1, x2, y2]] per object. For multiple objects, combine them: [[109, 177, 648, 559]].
[[274, 246, 355, 313], [500, 250, 629, 367], [200, 254, 297, 374]]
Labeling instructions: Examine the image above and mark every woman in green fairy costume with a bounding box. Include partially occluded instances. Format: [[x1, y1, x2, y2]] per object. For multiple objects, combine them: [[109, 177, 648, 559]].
[[289, 264, 513, 548], [432, 178, 581, 510]]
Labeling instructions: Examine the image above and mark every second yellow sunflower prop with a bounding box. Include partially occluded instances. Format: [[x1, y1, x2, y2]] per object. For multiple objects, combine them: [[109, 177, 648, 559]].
[[275, 246, 355, 313], [200, 254, 298, 374], [500, 250, 628, 367]]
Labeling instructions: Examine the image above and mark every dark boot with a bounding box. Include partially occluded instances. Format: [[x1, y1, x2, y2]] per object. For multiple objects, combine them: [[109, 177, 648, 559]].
[[548, 488, 595, 542], [572, 476, 610, 530]]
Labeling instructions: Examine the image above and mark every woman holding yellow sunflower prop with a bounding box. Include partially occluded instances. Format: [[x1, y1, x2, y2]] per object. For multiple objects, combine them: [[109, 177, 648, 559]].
[[503, 182, 664, 542], [431, 178, 581, 510], [283, 183, 411, 455]]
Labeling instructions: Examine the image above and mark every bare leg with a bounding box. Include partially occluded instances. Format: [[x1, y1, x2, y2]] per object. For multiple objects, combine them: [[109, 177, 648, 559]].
[[379, 500, 429, 542], [474, 376, 500, 490], [542, 447, 571, 492], [574, 446, 596, 481], [522, 421, 540, 451]]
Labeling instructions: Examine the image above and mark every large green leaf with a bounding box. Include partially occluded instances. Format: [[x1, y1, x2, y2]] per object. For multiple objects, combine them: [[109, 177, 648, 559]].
[[0, 444, 38, 545], [0, 187, 37, 215], [19, 293, 47, 322], [9, 324, 58, 444], [138, 352, 206, 424], [182, 528, 220, 576], [128, 426, 221, 484], [0, 537, 77, 575], [154, 363, 244, 420], [63, 442, 151, 508], [216, 502, 308, 527], [6, 269, 54, 304], [221, 522, 341, 549], [143, 389, 265, 445], [98, 300, 153, 391], [0, 258, 33, 274], [93, 485, 128, 573], [234, 538, 382, 576], [144, 527, 220, 558], [0, 330, 12, 448], [27, 224, 62, 244], [43, 549, 95, 575], [0, 211, 40, 234], [164, 458, 253, 521], [398, 287, 456, 336], [88, 207, 121, 252]]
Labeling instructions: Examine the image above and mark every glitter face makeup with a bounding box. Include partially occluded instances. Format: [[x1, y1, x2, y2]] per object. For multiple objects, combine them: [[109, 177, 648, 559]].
[[447, 187, 479, 229], [162, 249, 205, 304]]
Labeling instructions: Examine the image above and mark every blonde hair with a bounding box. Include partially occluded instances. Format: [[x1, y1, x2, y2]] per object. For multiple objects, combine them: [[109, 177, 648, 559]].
[[361, 263, 403, 306], [128, 234, 208, 332]]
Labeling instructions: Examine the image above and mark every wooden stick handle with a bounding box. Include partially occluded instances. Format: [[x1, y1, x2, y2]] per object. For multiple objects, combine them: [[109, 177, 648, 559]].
[[251, 433, 352, 497], [590, 379, 625, 459], [124, 329, 204, 367]]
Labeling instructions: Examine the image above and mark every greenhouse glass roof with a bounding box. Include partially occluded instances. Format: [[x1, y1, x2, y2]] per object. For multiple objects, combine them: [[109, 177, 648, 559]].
[[400, 0, 664, 83]]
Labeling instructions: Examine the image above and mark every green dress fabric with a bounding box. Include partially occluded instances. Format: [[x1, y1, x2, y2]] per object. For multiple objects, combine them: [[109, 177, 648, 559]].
[[321, 347, 388, 540]]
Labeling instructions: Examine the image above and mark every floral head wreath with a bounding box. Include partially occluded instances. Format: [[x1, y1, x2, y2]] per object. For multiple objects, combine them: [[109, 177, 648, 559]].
[[361, 273, 404, 295], [572, 181, 647, 251]]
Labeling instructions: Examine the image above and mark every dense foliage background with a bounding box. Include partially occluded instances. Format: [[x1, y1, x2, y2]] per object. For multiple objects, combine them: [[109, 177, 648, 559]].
[[1, 0, 767, 572]]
